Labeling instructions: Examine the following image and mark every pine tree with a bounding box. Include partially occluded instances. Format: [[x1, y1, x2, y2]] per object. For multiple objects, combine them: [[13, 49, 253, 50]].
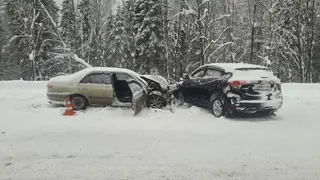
[[59, 0, 79, 73], [60, 0, 77, 51], [101, 13, 115, 67], [272, 0, 319, 83], [0, 16, 6, 79], [90, 0, 110, 67], [78, 0, 93, 61], [134, 0, 165, 75], [38, 0, 60, 78], [122, 0, 136, 69], [110, 5, 126, 67], [5, 0, 59, 80]]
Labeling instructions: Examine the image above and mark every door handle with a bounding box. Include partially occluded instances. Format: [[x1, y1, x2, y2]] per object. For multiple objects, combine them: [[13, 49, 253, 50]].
[[81, 88, 88, 91]]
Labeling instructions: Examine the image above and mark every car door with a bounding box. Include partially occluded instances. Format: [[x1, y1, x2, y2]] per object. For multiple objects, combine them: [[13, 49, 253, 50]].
[[201, 68, 224, 103], [78, 73, 114, 106], [128, 80, 147, 115], [182, 68, 206, 103]]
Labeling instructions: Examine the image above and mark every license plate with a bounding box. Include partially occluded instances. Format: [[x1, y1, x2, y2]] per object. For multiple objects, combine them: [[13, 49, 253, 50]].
[[253, 84, 271, 91]]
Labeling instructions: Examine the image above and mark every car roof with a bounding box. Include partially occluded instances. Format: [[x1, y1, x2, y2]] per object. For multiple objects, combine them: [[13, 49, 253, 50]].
[[82, 67, 138, 74], [202, 63, 268, 72], [72, 67, 148, 85]]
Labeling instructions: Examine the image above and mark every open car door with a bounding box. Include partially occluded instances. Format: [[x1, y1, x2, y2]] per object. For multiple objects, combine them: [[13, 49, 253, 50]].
[[128, 81, 147, 115]]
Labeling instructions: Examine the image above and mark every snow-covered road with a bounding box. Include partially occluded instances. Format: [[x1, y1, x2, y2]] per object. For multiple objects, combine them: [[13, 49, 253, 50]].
[[0, 81, 320, 180]]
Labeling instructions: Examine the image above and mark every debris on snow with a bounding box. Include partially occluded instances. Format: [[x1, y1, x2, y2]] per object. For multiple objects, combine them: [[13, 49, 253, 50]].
[[5, 162, 12, 167]]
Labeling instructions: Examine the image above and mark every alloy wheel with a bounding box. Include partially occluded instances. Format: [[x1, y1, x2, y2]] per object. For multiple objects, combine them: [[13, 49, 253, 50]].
[[212, 99, 223, 117], [71, 96, 85, 110], [149, 94, 163, 109]]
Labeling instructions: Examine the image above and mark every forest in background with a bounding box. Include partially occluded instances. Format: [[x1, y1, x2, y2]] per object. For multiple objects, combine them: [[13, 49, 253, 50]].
[[0, 0, 320, 83]]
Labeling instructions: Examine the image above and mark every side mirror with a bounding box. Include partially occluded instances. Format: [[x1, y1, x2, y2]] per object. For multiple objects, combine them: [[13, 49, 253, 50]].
[[182, 73, 190, 80]]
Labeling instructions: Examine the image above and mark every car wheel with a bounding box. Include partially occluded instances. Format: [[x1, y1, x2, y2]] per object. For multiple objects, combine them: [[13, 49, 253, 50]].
[[148, 94, 164, 109], [71, 95, 88, 110], [211, 97, 224, 117]]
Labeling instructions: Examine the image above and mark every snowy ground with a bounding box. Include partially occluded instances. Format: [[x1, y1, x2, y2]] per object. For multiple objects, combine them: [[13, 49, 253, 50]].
[[0, 81, 320, 180]]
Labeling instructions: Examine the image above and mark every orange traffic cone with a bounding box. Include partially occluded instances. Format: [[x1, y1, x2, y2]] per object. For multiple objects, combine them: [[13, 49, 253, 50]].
[[63, 97, 76, 116]]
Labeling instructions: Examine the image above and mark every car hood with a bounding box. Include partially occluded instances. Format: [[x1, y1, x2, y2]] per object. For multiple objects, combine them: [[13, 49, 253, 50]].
[[140, 75, 169, 89]]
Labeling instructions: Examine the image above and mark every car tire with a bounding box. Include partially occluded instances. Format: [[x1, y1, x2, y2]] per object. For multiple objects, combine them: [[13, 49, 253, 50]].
[[211, 97, 225, 118], [148, 94, 164, 109], [71, 95, 88, 110]]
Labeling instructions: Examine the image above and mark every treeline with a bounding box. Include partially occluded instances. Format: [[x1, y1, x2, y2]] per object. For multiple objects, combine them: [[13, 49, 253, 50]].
[[0, 0, 320, 83]]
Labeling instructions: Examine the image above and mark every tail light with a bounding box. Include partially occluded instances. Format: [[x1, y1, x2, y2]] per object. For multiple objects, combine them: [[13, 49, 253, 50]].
[[47, 84, 53, 89], [228, 80, 247, 89]]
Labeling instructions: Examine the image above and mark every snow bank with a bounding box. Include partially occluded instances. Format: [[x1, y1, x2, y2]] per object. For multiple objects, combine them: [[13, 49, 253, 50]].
[[0, 81, 320, 180], [0, 80, 47, 89]]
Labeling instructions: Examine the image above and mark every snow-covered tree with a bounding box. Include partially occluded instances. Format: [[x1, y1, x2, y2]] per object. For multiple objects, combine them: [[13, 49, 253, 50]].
[[272, 0, 320, 83], [100, 12, 115, 67], [134, 0, 165, 75], [122, 0, 137, 69], [109, 5, 127, 67], [5, 0, 59, 80], [78, 0, 93, 61], [60, 0, 77, 50], [0, 14, 7, 79]]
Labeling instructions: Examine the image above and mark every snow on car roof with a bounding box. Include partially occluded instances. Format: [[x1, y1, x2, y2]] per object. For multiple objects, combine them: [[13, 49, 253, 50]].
[[204, 63, 268, 72], [80, 67, 138, 74]]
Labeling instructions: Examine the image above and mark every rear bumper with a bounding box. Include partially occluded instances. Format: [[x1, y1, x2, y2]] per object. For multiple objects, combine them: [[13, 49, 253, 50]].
[[47, 92, 70, 104], [226, 91, 283, 113], [232, 99, 283, 112]]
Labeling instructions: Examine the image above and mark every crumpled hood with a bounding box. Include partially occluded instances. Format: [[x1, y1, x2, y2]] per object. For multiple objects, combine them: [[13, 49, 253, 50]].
[[140, 75, 169, 89]]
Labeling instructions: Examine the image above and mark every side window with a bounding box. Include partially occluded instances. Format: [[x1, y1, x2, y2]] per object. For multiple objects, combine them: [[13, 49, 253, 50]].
[[128, 81, 143, 93], [203, 69, 223, 79], [192, 70, 205, 78], [80, 75, 91, 83], [116, 73, 133, 81], [80, 73, 111, 84]]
